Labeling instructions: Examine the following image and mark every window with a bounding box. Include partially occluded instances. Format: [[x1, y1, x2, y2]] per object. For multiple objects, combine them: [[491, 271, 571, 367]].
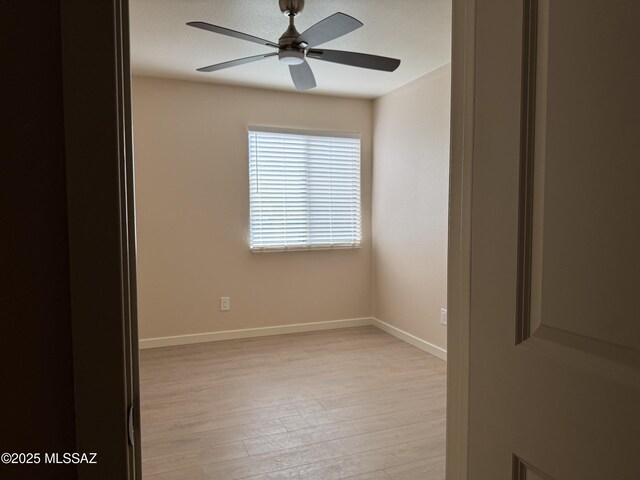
[[248, 127, 362, 251]]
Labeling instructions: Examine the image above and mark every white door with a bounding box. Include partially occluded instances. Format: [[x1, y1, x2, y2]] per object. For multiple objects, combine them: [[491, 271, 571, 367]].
[[467, 0, 640, 478]]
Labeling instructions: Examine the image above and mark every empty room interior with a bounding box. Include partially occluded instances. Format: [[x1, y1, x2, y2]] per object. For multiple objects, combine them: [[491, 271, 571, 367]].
[[130, 0, 452, 478]]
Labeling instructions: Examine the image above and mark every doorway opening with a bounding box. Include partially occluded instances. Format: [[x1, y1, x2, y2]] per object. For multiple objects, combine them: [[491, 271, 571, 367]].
[[129, 1, 453, 478]]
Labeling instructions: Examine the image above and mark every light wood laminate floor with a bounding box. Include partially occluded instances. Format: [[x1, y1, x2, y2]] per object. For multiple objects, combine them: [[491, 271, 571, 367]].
[[140, 326, 446, 479]]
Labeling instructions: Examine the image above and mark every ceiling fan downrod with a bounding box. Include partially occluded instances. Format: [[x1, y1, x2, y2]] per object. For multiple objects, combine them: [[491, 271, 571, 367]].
[[278, 0, 306, 65]]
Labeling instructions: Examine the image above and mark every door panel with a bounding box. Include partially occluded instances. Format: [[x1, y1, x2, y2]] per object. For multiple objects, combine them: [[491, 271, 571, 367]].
[[513, 455, 555, 480], [469, 0, 640, 479], [538, 0, 640, 350]]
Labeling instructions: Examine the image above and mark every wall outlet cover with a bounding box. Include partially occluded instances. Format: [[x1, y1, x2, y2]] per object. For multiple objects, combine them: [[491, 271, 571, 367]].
[[220, 296, 230, 311]]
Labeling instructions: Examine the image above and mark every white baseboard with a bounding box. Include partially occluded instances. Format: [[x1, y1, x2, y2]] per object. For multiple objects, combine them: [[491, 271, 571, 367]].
[[139, 316, 447, 361], [371, 317, 447, 361], [139, 317, 371, 350]]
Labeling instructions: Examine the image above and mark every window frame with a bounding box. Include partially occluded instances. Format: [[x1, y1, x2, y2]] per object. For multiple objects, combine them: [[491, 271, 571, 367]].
[[247, 125, 363, 252]]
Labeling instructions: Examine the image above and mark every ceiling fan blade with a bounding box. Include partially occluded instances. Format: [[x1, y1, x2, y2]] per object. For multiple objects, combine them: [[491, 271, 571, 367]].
[[306, 49, 401, 72], [187, 21, 279, 49], [289, 61, 316, 90], [295, 12, 363, 48], [196, 53, 277, 72]]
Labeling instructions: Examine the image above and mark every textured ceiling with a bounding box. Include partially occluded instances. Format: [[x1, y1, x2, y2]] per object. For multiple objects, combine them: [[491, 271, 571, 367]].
[[130, 0, 451, 98]]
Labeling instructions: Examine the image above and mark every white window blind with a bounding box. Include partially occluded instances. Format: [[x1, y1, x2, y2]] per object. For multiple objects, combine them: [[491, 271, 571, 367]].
[[248, 127, 362, 251]]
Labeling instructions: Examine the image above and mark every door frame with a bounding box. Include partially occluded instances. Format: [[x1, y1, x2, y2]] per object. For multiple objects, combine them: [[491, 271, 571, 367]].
[[61, 0, 141, 478], [61, 0, 475, 478], [446, 0, 475, 478]]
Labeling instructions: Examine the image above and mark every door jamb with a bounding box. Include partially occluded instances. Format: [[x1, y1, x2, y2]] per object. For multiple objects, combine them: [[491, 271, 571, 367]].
[[446, 0, 475, 478], [61, 0, 141, 478]]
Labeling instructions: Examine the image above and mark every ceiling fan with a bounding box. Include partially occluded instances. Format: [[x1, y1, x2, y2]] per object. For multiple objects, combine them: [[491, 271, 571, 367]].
[[186, 0, 401, 91]]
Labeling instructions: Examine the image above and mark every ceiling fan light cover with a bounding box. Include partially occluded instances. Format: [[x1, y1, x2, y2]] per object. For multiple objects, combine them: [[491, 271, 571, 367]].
[[278, 49, 305, 65]]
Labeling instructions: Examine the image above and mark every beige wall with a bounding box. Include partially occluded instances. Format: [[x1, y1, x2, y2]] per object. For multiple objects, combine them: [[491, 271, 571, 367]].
[[132, 77, 373, 339], [372, 64, 451, 350]]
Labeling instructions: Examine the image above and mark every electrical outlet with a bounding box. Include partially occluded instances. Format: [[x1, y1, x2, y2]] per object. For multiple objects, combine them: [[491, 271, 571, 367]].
[[440, 308, 447, 326], [220, 296, 230, 311]]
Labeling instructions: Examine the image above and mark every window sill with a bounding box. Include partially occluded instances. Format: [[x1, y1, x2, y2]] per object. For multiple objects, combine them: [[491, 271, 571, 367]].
[[250, 244, 362, 253]]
